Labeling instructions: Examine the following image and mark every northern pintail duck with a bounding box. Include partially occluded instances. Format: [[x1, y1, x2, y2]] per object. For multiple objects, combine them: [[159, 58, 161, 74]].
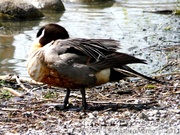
[[27, 23, 162, 109]]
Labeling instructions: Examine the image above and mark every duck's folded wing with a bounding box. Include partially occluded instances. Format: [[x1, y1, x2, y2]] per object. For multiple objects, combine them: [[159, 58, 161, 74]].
[[51, 38, 120, 60], [89, 52, 146, 71], [45, 38, 146, 71]]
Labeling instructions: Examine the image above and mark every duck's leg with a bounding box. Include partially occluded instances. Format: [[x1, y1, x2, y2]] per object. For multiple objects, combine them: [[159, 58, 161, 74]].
[[55, 88, 71, 110], [80, 88, 88, 110], [63, 88, 71, 108]]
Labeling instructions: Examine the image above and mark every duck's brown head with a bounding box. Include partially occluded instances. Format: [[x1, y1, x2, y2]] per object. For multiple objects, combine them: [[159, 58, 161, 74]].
[[30, 23, 69, 53], [37, 23, 69, 46]]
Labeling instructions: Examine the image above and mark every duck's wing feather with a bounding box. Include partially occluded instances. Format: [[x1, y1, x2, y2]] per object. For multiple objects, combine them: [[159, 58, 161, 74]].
[[90, 52, 146, 70], [45, 38, 146, 70], [51, 38, 120, 60]]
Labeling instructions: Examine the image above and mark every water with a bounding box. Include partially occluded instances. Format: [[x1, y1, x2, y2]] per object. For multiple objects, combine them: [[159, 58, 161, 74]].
[[0, 0, 179, 77]]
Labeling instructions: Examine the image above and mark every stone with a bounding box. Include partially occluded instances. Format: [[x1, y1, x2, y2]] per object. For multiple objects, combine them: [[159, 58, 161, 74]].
[[31, 0, 65, 11], [0, 0, 44, 20]]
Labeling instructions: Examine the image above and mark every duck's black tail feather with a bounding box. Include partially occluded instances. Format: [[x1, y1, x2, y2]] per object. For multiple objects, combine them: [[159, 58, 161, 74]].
[[114, 65, 165, 84]]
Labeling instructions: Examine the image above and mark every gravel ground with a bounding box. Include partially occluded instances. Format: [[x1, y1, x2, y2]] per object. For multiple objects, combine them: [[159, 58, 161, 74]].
[[0, 37, 180, 135], [0, 1, 179, 134], [0, 61, 179, 135], [0, 26, 179, 135]]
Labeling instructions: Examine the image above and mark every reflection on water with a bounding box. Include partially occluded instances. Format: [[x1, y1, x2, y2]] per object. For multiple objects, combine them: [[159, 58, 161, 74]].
[[0, 0, 179, 77], [63, 0, 115, 8], [0, 35, 14, 75]]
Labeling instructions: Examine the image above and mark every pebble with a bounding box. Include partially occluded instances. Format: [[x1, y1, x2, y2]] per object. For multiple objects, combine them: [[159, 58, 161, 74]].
[[119, 121, 128, 126], [147, 110, 159, 116], [145, 89, 155, 95], [139, 112, 149, 121], [22, 111, 33, 118], [88, 113, 95, 119]]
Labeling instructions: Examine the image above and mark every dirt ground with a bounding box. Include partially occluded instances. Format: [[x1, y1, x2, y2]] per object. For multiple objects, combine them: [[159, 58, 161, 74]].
[[0, 45, 180, 135]]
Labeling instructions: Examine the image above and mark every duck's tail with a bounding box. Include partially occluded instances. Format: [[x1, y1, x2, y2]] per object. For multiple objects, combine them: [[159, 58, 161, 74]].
[[113, 65, 165, 84]]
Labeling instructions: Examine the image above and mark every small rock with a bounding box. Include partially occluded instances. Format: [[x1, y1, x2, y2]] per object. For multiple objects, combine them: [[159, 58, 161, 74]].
[[145, 89, 155, 95], [123, 110, 131, 117], [119, 121, 128, 126], [174, 81, 179, 88], [134, 99, 142, 104], [92, 111, 99, 116], [84, 119, 93, 126], [107, 118, 120, 126], [98, 117, 106, 126], [166, 75, 172, 80], [46, 106, 56, 113], [139, 112, 149, 121], [22, 111, 33, 118], [148, 110, 158, 117], [88, 113, 95, 119]]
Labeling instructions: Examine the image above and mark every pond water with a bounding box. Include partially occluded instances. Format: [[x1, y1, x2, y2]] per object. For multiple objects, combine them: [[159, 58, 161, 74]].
[[0, 0, 179, 78]]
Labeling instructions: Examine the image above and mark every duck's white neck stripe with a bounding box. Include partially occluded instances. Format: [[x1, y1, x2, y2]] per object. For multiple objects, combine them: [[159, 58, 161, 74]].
[[39, 29, 45, 38]]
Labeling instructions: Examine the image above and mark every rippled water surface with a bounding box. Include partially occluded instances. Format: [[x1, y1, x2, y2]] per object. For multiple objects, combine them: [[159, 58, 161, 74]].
[[0, 0, 179, 77]]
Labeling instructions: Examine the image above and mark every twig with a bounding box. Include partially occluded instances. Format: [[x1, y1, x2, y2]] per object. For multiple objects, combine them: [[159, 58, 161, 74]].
[[0, 117, 25, 122], [1, 107, 19, 111], [0, 74, 43, 85], [156, 85, 180, 89], [2, 87, 23, 97], [0, 74, 44, 96], [151, 61, 177, 74], [31, 84, 48, 92], [14, 75, 30, 92], [155, 72, 180, 77], [94, 88, 111, 100], [87, 100, 157, 105], [160, 39, 180, 43], [173, 91, 180, 94], [7, 99, 59, 106], [102, 108, 112, 112]]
